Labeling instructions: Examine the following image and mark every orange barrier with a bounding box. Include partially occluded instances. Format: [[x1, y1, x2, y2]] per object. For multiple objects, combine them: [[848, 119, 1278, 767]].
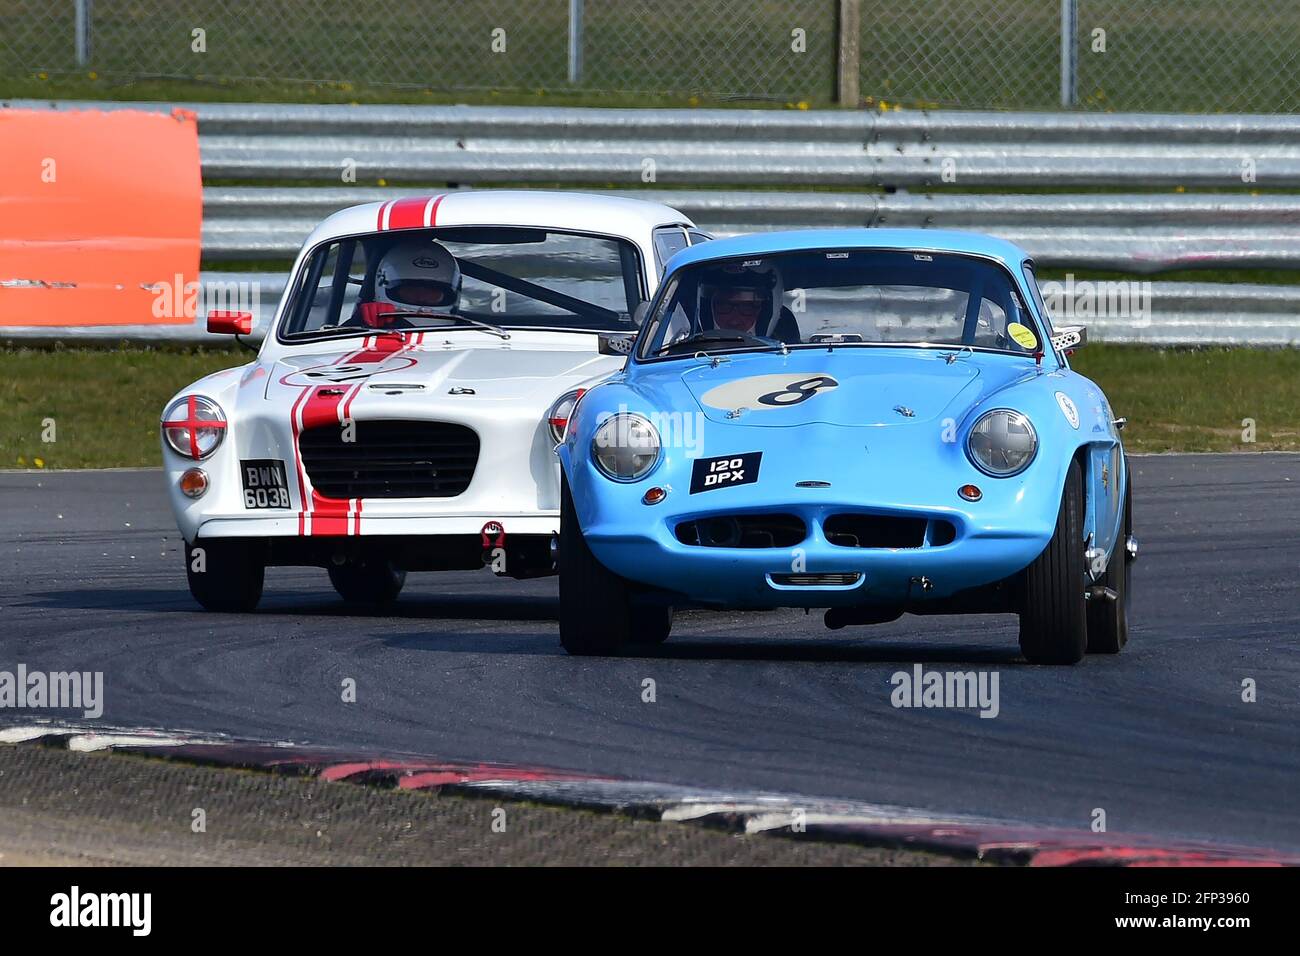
[[0, 107, 202, 326]]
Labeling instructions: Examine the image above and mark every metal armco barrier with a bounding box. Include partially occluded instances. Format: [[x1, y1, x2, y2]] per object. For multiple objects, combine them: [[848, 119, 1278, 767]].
[[3, 99, 1300, 345], [9, 100, 1300, 188], [202, 187, 1300, 273]]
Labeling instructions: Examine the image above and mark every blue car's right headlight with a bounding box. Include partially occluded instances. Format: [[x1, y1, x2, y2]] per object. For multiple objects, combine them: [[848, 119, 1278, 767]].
[[966, 409, 1037, 477], [591, 413, 661, 482]]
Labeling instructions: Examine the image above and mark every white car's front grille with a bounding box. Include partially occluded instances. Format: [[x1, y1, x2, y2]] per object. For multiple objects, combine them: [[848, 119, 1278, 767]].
[[299, 420, 479, 499]]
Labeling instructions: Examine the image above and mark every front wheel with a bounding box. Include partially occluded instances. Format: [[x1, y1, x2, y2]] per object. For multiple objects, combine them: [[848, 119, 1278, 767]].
[[1018, 460, 1087, 664], [185, 539, 265, 612], [328, 559, 406, 606], [558, 474, 636, 655]]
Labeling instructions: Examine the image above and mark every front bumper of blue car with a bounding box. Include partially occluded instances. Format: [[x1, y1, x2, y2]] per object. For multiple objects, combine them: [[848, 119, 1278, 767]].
[[567, 422, 1066, 609], [582, 500, 1051, 608]]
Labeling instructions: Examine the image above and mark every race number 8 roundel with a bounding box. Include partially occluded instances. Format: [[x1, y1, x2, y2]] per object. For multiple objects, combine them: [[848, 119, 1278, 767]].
[[699, 373, 839, 412]]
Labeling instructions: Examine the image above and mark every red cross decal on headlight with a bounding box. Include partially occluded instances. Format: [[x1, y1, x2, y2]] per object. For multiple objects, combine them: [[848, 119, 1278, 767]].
[[162, 395, 227, 458]]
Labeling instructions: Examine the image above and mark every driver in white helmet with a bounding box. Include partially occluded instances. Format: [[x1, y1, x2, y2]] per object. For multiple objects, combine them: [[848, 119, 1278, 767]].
[[352, 238, 462, 328]]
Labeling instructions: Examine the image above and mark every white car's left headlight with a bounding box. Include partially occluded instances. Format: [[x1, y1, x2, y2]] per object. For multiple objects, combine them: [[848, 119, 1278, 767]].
[[591, 413, 660, 482], [161, 395, 227, 460], [967, 409, 1037, 477]]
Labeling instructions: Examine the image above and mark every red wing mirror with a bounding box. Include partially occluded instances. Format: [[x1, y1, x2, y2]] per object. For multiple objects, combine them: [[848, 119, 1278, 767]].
[[207, 310, 253, 335]]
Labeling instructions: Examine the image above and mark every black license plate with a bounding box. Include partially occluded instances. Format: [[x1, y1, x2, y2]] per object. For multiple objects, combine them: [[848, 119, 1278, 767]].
[[690, 451, 762, 494], [240, 459, 291, 509]]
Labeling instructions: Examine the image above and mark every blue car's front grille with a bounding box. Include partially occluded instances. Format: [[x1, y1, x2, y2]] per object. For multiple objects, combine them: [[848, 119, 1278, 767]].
[[824, 513, 956, 549], [675, 513, 806, 549]]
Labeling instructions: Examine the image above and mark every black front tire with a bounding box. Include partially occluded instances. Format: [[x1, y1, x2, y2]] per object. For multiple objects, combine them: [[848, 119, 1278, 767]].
[[185, 539, 265, 612], [328, 559, 406, 606], [1018, 460, 1087, 665], [558, 474, 636, 655], [1086, 467, 1133, 654]]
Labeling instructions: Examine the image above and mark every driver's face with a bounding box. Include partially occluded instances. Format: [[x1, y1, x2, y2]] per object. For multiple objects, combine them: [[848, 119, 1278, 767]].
[[390, 282, 451, 308], [711, 288, 764, 332]]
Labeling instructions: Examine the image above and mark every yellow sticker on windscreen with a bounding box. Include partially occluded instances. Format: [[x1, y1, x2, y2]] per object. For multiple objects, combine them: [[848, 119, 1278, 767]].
[[1007, 322, 1038, 350]]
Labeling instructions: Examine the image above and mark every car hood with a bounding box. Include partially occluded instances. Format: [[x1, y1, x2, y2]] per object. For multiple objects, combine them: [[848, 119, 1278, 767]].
[[265, 338, 616, 406], [676, 348, 1031, 427]]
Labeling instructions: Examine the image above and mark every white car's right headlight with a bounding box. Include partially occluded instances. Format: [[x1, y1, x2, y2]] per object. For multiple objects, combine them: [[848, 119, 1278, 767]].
[[591, 413, 661, 482], [161, 395, 227, 460], [966, 409, 1037, 477]]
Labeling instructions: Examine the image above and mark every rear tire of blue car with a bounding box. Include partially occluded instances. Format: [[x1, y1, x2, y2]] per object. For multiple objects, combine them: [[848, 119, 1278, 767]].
[[1018, 460, 1087, 665], [185, 539, 264, 613], [1086, 469, 1132, 654], [559, 474, 635, 655]]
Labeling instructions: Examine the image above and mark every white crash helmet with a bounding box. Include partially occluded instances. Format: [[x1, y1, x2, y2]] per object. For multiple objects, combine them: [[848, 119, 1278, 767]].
[[374, 239, 462, 311]]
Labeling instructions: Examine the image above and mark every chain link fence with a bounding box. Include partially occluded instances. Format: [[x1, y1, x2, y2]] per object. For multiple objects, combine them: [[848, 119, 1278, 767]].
[[2, 1, 1299, 111]]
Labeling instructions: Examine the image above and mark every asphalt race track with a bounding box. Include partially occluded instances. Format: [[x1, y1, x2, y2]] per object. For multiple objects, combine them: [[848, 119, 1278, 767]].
[[2, 454, 1298, 851]]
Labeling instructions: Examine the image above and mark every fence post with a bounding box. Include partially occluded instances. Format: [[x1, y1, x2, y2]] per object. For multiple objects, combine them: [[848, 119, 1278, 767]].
[[836, 0, 861, 106], [74, 0, 93, 67], [568, 0, 584, 85], [1060, 0, 1078, 107]]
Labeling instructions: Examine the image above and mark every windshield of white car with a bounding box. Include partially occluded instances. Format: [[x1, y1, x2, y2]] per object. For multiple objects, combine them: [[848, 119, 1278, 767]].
[[280, 227, 646, 340], [636, 249, 1044, 361]]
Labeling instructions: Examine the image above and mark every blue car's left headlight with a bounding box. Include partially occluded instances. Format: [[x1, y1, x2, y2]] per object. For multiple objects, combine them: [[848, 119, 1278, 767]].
[[592, 413, 661, 482], [967, 409, 1037, 477]]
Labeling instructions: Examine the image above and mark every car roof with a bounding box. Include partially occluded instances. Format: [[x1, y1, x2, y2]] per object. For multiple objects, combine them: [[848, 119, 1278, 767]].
[[307, 190, 694, 243], [662, 228, 1032, 274]]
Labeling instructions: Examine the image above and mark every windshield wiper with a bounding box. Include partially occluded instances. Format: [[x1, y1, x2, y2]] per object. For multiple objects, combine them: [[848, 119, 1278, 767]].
[[654, 331, 785, 357], [380, 311, 511, 340]]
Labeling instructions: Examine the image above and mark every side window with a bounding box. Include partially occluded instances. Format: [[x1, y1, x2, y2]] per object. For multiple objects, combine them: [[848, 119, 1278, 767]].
[[687, 229, 714, 245], [286, 240, 367, 334], [652, 226, 690, 274]]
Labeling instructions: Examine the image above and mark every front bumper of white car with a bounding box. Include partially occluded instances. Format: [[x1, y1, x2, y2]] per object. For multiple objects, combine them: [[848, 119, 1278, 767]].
[[162, 396, 563, 565]]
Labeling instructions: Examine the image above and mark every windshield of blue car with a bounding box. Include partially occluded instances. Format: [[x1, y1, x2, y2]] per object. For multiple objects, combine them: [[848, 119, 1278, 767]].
[[280, 227, 645, 340], [636, 249, 1044, 360]]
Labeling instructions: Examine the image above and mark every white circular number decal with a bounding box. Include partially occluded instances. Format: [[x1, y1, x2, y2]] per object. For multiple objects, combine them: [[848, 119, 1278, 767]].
[[700, 373, 839, 412]]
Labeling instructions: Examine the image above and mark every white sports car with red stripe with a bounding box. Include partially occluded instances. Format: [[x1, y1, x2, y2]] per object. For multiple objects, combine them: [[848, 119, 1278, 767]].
[[161, 191, 705, 610]]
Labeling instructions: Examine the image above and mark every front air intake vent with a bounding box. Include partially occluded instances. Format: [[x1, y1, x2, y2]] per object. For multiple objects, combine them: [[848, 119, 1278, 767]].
[[299, 420, 479, 499], [675, 513, 806, 549]]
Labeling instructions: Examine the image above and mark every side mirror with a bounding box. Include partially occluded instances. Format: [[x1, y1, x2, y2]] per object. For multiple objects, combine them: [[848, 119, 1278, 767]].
[[598, 333, 635, 356], [207, 310, 253, 335], [1050, 325, 1086, 353]]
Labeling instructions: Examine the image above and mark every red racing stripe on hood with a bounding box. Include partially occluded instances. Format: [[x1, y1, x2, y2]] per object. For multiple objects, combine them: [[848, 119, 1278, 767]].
[[290, 333, 418, 536]]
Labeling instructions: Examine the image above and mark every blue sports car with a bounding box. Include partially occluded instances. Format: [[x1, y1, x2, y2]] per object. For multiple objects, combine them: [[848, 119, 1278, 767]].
[[557, 229, 1134, 664]]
